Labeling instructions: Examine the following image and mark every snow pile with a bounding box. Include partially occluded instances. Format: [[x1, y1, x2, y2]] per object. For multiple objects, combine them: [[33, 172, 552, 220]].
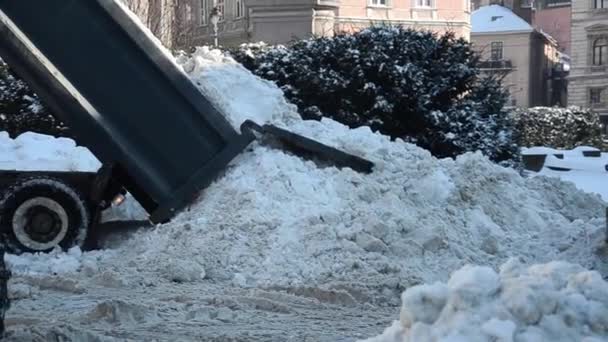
[[361, 259, 608, 342], [2, 47, 607, 342], [0, 131, 100, 172], [175, 46, 300, 130], [1, 44, 607, 340], [7, 48, 606, 295], [10, 48, 590, 293], [96, 126, 605, 292], [0, 3, 602, 339]]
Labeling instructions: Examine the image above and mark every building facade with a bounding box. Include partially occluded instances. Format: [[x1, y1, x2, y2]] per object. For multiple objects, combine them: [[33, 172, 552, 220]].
[[183, 0, 472, 47], [473, 0, 571, 54], [471, 5, 560, 108], [472, 0, 534, 22], [569, 0, 608, 132], [533, 0, 571, 54], [121, 0, 178, 47]]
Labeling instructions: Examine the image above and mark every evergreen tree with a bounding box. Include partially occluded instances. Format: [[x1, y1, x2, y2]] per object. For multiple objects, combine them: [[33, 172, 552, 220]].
[[231, 26, 518, 163], [0, 60, 70, 138]]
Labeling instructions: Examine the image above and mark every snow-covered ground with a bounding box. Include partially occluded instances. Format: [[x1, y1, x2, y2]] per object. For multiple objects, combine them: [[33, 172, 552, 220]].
[[523, 146, 608, 201], [0, 46, 606, 341]]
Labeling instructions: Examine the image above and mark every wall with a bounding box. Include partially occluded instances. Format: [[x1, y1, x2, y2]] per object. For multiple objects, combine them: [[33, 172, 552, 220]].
[[568, 0, 608, 120], [336, 0, 471, 39], [529, 31, 559, 106], [534, 5, 571, 54], [472, 31, 532, 107], [473, 0, 571, 54], [122, 0, 178, 48], [246, 1, 315, 44], [187, 0, 472, 47]]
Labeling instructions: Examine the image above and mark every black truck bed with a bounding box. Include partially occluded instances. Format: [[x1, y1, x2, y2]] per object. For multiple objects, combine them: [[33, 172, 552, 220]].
[[0, 0, 253, 223]]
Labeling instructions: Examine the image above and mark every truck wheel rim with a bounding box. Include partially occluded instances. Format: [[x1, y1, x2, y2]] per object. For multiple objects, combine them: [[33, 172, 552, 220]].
[[12, 197, 69, 251]]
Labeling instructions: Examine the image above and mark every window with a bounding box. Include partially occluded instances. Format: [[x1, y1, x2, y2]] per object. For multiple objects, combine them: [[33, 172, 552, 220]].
[[370, 0, 388, 6], [415, 0, 432, 7], [595, 0, 606, 9], [520, 0, 532, 7], [590, 88, 604, 105], [217, 0, 225, 21], [593, 38, 607, 66], [490, 42, 503, 61], [200, 0, 208, 25], [545, 0, 571, 7], [235, 0, 245, 18]]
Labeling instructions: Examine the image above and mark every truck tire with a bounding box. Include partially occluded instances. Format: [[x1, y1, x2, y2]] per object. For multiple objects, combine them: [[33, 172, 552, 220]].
[[0, 177, 90, 254]]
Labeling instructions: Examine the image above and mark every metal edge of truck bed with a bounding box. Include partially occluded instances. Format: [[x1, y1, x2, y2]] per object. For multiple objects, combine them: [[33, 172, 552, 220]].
[[96, 0, 241, 142], [149, 132, 255, 224], [0, 9, 121, 166], [96, 0, 260, 223]]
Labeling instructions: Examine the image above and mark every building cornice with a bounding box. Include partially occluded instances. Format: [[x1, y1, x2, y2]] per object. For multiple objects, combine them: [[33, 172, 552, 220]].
[[249, 9, 314, 19], [572, 10, 608, 22], [471, 30, 533, 36], [585, 23, 608, 32], [336, 16, 471, 28], [314, 0, 339, 9], [568, 73, 608, 80]]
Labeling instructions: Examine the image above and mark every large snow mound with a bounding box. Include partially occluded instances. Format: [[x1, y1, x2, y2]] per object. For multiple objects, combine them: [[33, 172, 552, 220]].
[[361, 259, 608, 342], [6, 48, 607, 292], [2, 45, 608, 341], [12, 48, 607, 291]]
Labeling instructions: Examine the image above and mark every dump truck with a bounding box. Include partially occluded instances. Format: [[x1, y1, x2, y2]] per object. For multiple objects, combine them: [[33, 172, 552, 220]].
[[0, 0, 373, 256]]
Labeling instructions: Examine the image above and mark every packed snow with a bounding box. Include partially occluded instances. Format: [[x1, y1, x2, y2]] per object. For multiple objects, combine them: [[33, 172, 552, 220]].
[[362, 259, 608, 342], [1, 47, 607, 341], [175, 48, 300, 131], [0, 131, 100, 172]]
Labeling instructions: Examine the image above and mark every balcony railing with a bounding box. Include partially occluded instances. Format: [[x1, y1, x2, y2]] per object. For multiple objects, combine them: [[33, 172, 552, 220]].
[[479, 60, 513, 70]]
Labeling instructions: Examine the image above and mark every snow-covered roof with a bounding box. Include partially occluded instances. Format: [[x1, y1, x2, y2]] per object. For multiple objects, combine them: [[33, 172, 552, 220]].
[[472, 5, 533, 34]]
